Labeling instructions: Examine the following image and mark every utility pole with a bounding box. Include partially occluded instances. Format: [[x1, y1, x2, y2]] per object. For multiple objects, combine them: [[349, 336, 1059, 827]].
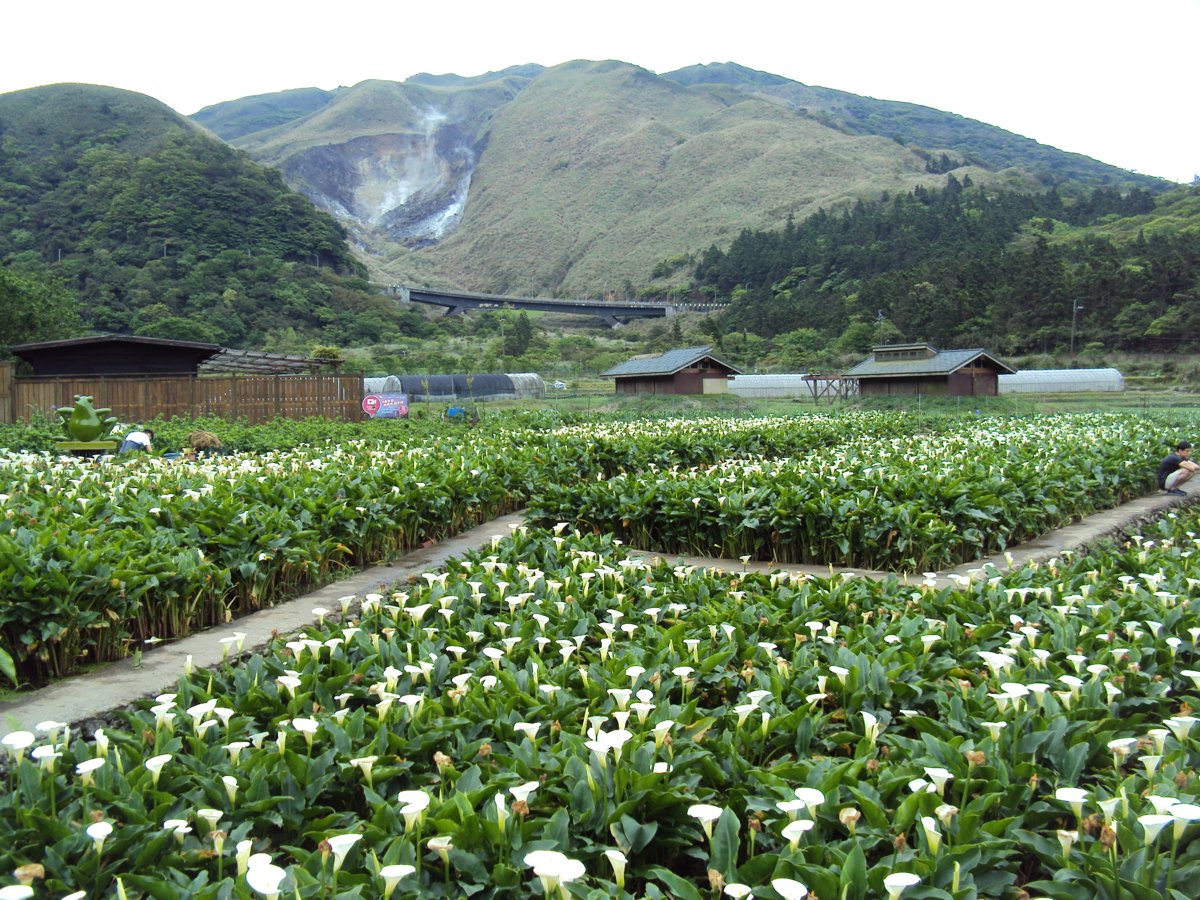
[[1069, 302, 1084, 354]]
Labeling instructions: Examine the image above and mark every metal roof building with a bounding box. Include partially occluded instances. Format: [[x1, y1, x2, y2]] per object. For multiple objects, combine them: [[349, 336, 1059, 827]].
[[845, 344, 1015, 397], [603, 346, 741, 395]]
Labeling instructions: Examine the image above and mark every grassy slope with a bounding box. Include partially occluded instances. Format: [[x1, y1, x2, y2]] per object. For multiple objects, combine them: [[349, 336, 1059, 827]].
[[403, 61, 1038, 296], [230, 77, 531, 165], [190, 60, 1163, 299], [190, 87, 341, 140], [664, 63, 1169, 190]]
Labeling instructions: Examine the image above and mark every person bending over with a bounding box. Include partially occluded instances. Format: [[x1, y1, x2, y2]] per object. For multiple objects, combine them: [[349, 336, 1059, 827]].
[[118, 428, 154, 455]]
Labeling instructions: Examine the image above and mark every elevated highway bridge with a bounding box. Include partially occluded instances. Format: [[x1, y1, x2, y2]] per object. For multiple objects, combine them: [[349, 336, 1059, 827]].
[[382, 285, 727, 327]]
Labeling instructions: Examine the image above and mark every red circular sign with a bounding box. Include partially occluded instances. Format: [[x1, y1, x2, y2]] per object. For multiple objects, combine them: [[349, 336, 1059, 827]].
[[362, 394, 382, 415]]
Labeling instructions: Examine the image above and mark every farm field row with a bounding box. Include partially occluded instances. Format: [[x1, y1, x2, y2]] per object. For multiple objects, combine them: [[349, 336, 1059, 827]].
[[530, 415, 1166, 570], [4, 509, 1200, 897], [0, 413, 1177, 685]]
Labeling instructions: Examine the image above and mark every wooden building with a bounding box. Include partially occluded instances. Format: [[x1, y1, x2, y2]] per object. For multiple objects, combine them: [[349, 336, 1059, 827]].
[[2, 335, 360, 424], [845, 344, 1015, 397], [10, 335, 222, 376], [603, 346, 741, 395]]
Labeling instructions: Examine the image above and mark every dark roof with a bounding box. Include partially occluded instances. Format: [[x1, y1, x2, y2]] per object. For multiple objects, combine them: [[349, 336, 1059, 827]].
[[8, 334, 223, 376], [7, 336, 336, 377], [845, 347, 1015, 378], [603, 346, 741, 377], [9, 335, 221, 354]]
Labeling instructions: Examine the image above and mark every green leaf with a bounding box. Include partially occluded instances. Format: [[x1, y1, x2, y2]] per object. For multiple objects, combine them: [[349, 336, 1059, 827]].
[[0, 644, 17, 687], [614, 814, 659, 855], [840, 842, 868, 900], [710, 806, 741, 881], [644, 866, 705, 900]]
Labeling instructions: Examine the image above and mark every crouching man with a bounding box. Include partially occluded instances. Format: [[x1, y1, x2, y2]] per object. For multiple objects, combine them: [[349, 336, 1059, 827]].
[[1158, 440, 1199, 496]]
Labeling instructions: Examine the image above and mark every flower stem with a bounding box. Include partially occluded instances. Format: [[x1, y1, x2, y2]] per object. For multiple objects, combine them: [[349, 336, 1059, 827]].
[[1168, 832, 1180, 894]]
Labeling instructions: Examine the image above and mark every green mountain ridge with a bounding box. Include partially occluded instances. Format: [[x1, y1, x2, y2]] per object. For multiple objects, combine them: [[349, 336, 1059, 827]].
[[191, 86, 344, 141], [0, 84, 428, 350], [662, 61, 1161, 188], [1, 71, 1192, 366], [188, 59, 1169, 299]]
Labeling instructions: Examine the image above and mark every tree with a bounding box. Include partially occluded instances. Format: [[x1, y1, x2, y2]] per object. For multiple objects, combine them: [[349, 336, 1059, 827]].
[[772, 327, 825, 371], [834, 320, 877, 355], [699, 315, 725, 349], [873, 316, 904, 346], [0, 265, 84, 356], [501, 311, 533, 357]]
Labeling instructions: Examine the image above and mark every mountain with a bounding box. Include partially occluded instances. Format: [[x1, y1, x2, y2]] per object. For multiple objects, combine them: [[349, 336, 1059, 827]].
[[193, 60, 1170, 299], [662, 62, 1149, 186], [0, 84, 425, 348], [192, 86, 344, 141], [228, 74, 535, 250]]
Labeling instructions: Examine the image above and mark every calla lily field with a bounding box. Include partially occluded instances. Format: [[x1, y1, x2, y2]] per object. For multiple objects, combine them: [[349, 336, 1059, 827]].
[[2, 410, 1200, 898]]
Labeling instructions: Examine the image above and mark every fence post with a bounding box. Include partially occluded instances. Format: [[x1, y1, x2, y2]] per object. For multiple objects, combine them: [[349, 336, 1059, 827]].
[[0, 362, 12, 424]]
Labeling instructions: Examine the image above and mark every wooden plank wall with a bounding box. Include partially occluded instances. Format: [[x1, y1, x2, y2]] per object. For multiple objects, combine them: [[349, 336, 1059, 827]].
[[3, 374, 365, 424]]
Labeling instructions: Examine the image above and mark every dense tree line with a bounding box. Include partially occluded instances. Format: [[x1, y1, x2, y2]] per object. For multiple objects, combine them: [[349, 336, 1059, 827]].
[[0, 127, 426, 348], [0, 266, 83, 356], [693, 179, 1197, 353]]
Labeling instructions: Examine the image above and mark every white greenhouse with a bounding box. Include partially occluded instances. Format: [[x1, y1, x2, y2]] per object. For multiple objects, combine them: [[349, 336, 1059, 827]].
[[363, 375, 403, 394], [727, 374, 857, 400], [998, 368, 1124, 394]]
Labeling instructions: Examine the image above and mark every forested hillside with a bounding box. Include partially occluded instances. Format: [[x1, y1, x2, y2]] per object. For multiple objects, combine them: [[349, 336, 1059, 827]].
[[694, 179, 1200, 355], [0, 84, 428, 350]]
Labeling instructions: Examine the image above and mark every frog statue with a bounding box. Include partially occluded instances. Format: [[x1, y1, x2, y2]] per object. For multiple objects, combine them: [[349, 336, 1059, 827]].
[[58, 395, 119, 442]]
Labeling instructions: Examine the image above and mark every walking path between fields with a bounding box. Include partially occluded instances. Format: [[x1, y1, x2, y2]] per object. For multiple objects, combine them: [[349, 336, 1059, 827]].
[[0, 491, 1192, 734]]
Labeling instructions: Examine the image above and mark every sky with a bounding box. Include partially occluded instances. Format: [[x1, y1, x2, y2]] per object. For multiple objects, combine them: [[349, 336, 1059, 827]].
[[2, 0, 1197, 183]]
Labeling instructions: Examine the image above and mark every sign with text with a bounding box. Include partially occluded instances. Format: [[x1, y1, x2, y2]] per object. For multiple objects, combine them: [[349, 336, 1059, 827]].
[[362, 393, 408, 418]]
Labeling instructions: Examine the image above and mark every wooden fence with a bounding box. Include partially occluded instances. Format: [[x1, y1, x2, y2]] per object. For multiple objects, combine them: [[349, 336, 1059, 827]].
[[0, 364, 365, 424], [0, 363, 10, 425]]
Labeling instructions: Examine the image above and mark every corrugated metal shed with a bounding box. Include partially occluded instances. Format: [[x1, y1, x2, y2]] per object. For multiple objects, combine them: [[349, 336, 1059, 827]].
[[998, 368, 1124, 393]]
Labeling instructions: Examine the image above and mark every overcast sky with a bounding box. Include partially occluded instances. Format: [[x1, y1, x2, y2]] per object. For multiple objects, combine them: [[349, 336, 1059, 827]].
[[3, 0, 1196, 183]]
